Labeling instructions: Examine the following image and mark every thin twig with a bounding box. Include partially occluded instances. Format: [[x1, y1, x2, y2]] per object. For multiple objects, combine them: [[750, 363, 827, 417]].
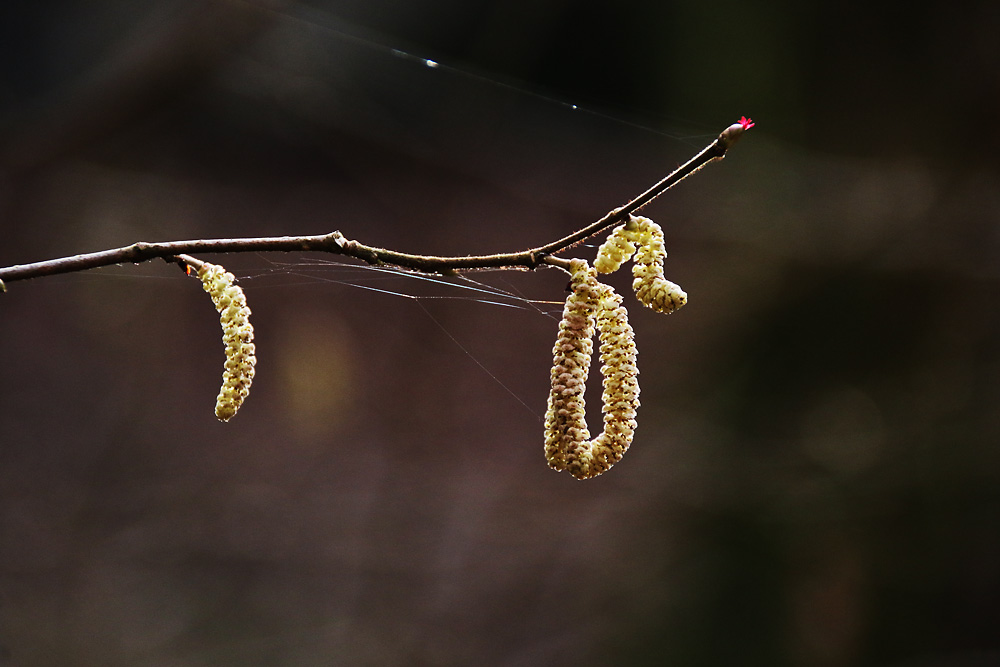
[[0, 121, 750, 287]]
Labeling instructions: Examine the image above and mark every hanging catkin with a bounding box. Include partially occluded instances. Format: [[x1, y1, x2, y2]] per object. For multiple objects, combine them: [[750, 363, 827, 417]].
[[595, 216, 687, 314], [544, 259, 639, 479], [197, 262, 256, 421]]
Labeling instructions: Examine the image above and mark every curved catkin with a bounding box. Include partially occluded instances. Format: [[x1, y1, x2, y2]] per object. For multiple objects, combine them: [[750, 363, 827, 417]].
[[628, 216, 687, 314], [544, 260, 640, 480], [197, 262, 256, 421], [594, 223, 637, 274]]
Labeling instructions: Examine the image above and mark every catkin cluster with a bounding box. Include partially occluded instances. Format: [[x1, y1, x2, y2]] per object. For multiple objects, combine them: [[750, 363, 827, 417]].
[[544, 259, 639, 480], [198, 262, 256, 421], [595, 216, 687, 314]]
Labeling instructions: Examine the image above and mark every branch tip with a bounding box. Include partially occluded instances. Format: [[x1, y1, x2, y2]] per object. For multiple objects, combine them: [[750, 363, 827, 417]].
[[718, 115, 755, 150]]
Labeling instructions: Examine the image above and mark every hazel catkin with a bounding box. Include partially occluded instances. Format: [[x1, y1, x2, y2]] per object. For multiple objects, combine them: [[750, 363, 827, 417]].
[[596, 216, 687, 314], [594, 223, 637, 274], [628, 217, 687, 314], [197, 262, 256, 421], [544, 259, 639, 480]]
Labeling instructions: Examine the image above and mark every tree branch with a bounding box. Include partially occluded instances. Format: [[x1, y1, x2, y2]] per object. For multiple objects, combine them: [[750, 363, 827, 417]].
[[0, 121, 750, 288]]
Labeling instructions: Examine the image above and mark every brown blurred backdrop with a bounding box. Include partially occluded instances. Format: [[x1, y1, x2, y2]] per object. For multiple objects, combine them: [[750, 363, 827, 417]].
[[2, 1, 1000, 665]]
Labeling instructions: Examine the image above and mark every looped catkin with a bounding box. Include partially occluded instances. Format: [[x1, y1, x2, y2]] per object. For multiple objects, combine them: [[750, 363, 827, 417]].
[[593, 222, 637, 274], [544, 260, 639, 480], [198, 262, 256, 421], [595, 216, 687, 314]]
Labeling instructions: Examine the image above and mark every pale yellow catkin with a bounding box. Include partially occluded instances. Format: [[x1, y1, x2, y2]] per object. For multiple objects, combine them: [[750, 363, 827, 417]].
[[629, 217, 687, 314], [544, 259, 639, 480], [594, 223, 637, 274], [197, 262, 256, 421], [595, 216, 687, 314]]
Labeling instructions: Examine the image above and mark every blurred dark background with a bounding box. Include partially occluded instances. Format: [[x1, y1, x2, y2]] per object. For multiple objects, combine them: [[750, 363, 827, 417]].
[[2, 0, 1000, 665]]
